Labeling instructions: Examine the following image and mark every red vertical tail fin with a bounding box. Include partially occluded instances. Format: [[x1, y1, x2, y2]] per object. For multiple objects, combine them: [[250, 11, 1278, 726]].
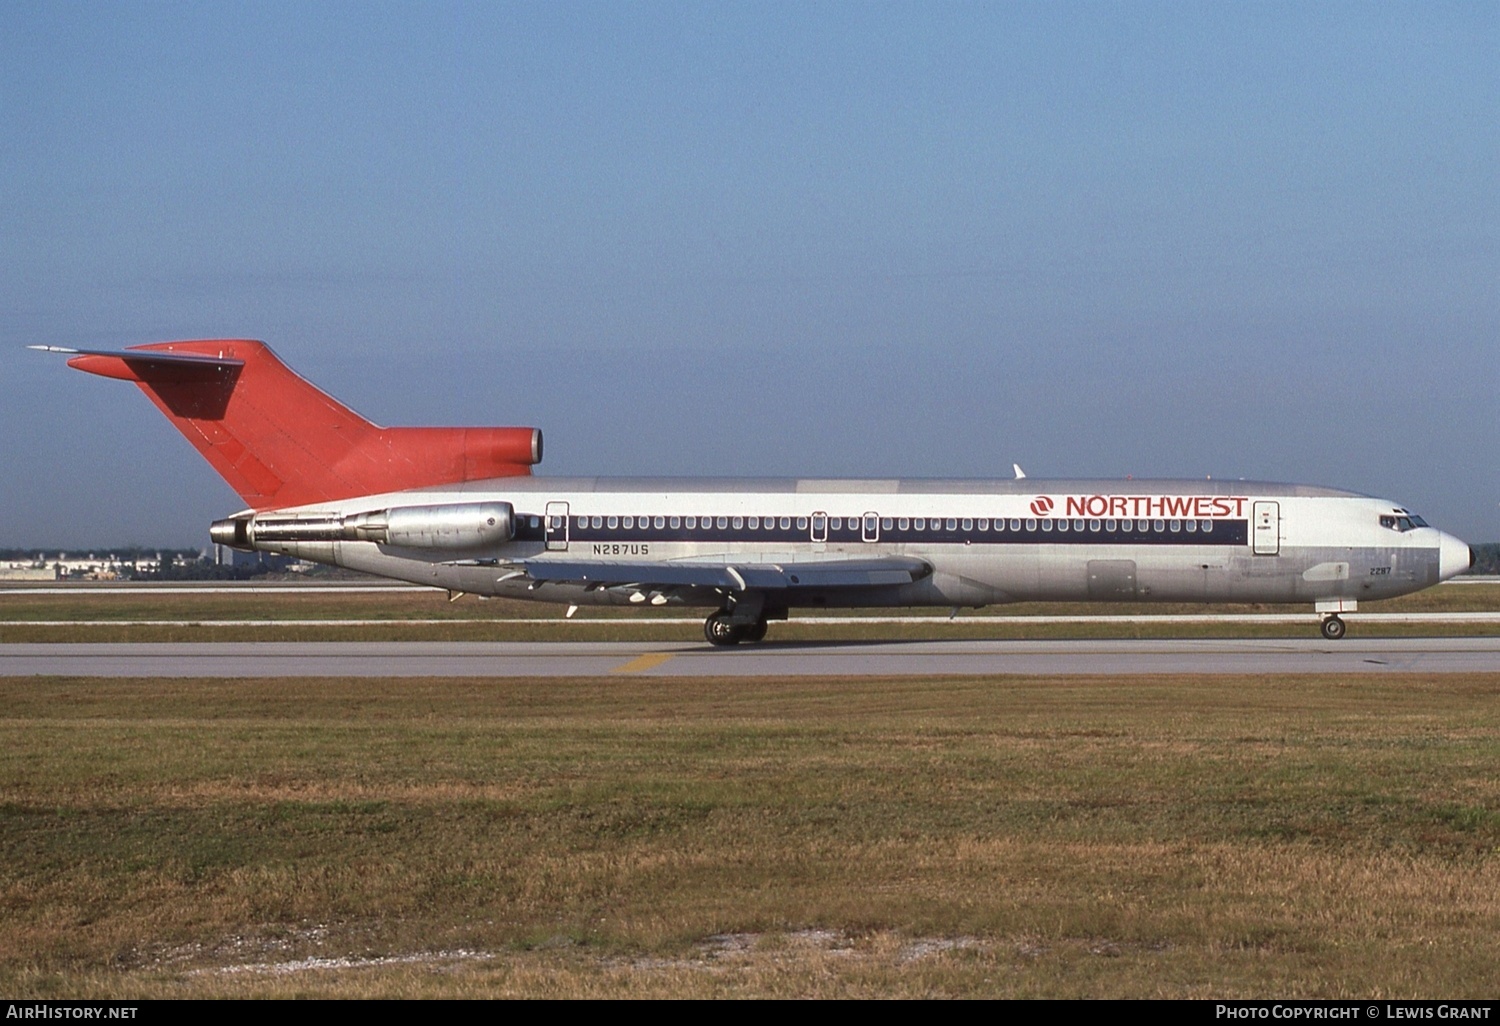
[[55, 340, 541, 510]]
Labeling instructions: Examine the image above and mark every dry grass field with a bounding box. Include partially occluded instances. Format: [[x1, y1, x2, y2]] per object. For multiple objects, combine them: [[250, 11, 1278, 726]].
[[2, 672, 1497, 997]]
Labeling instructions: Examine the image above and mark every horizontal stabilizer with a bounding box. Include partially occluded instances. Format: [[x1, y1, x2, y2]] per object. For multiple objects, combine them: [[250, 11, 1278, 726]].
[[29, 345, 245, 369]]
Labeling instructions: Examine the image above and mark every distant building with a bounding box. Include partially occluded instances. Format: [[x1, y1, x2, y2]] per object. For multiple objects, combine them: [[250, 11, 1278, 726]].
[[0, 562, 57, 581], [0, 548, 305, 580]]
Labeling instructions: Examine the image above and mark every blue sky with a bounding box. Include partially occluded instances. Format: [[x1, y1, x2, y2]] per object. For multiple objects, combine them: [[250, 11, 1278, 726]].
[[2, 1, 1495, 547]]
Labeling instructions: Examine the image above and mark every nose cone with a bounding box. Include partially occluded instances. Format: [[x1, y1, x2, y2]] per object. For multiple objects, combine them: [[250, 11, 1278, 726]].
[[1437, 532, 1473, 581]]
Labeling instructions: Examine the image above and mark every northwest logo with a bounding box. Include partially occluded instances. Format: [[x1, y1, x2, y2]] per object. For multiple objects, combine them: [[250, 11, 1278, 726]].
[[1029, 496, 1054, 517]]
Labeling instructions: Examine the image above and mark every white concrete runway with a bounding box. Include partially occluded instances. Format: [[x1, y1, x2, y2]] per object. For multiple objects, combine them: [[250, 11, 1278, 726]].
[[4, 638, 1498, 677]]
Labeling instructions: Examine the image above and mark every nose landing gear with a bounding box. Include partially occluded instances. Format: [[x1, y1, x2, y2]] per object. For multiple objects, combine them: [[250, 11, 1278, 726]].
[[1316, 600, 1355, 641]]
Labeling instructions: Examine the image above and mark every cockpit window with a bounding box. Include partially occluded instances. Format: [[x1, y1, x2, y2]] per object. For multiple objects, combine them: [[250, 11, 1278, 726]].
[[1380, 514, 1425, 532]]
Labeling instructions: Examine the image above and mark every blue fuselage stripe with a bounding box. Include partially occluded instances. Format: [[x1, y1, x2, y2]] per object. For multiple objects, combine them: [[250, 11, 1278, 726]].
[[512, 516, 1250, 548]]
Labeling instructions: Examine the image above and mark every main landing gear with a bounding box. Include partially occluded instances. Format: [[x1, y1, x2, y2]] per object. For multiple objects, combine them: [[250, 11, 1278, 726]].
[[703, 610, 770, 646], [1320, 615, 1347, 641]]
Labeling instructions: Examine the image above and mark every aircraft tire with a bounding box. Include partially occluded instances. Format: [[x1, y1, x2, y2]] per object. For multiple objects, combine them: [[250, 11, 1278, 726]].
[[1320, 616, 1347, 641], [704, 613, 744, 646], [743, 618, 769, 643]]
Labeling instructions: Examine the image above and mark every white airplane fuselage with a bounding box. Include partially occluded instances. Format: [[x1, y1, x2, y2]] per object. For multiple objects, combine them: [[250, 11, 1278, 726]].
[[228, 476, 1473, 628]]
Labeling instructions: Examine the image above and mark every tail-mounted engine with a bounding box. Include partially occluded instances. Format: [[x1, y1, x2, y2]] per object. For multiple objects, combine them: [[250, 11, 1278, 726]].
[[211, 501, 515, 553]]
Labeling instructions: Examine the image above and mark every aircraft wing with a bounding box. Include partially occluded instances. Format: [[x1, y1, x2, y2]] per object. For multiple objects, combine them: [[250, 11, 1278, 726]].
[[520, 555, 931, 591]]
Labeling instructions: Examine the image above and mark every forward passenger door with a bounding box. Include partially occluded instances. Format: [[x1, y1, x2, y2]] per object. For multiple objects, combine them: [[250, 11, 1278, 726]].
[[1252, 501, 1280, 556]]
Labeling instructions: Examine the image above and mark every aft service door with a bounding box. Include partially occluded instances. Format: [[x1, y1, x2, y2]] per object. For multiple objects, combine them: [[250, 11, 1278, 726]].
[[810, 512, 828, 543], [1252, 501, 1280, 556], [545, 502, 569, 551]]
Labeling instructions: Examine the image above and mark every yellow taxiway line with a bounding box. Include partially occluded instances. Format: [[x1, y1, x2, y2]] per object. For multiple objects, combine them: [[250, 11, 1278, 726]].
[[610, 651, 677, 674]]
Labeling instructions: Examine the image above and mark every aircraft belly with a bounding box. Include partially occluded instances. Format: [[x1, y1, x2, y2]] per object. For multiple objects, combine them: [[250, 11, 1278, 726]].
[[1087, 560, 1138, 601], [292, 536, 1447, 611], [1013, 548, 1087, 600], [332, 543, 506, 594]]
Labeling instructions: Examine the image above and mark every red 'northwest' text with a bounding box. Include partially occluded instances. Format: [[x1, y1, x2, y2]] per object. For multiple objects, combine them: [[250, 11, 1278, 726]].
[[1060, 495, 1249, 518]]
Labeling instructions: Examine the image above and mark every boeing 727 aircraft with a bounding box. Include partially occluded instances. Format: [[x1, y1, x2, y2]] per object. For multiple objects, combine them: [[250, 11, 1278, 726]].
[[35, 340, 1474, 644]]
